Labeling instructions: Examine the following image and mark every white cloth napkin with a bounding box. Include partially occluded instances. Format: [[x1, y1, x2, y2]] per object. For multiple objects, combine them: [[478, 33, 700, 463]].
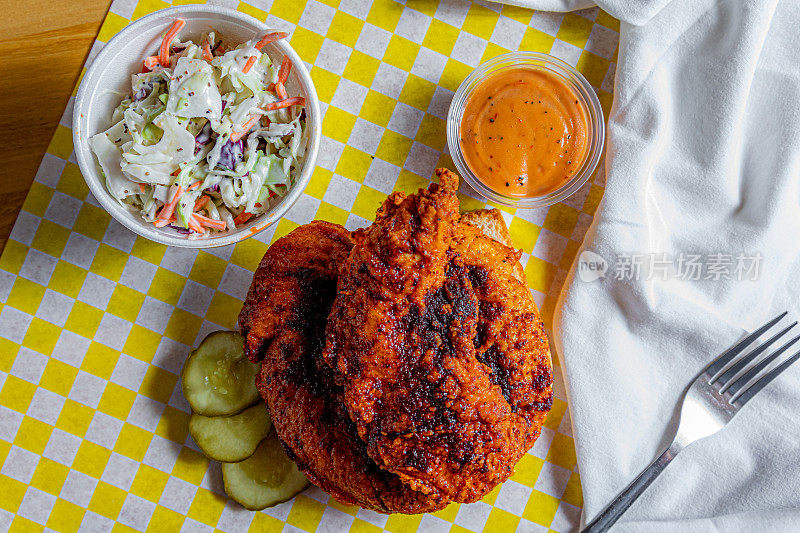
[[497, 0, 800, 530]]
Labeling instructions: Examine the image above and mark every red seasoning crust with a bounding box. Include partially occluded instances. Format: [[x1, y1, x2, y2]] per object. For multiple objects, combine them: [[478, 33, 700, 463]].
[[238, 170, 553, 513], [324, 169, 552, 504]]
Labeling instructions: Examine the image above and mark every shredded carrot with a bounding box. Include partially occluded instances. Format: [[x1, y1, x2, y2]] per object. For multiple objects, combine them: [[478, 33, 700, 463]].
[[202, 41, 214, 62], [216, 44, 226, 55], [158, 185, 184, 220], [254, 32, 288, 51], [231, 114, 262, 142], [153, 216, 174, 228], [194, 214, 227, 230], [275, 81, 288, 100], [159, 19, 186, 66], [242, 55, 257, 74], [264, 97, 305, 111], [138, 183, 146, 193], [278, 56, 292, 84], [194, 195, 210, 212], [187, 181, 202, 191], [233, 211, 253, 225], [142, 56, 160, 71], [188, 216, 205, 233]]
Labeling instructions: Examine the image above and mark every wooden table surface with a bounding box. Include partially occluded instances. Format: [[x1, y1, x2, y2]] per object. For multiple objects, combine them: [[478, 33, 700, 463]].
[[0, 0, 111, 254]]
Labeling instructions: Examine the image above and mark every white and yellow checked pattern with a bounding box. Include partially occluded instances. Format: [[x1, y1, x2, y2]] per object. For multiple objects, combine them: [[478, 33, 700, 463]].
[[0, 0, 619, 531]]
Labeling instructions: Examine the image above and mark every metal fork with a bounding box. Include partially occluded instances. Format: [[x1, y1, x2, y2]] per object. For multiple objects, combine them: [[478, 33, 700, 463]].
[[583, 312, 800, 532]]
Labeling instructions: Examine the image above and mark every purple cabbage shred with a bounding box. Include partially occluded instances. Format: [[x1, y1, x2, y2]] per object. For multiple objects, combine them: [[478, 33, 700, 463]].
[[195, 122, 212, 145], [218, 139, 244, 170], [170, 225, 191, 235], [133, 82, 154, 102]]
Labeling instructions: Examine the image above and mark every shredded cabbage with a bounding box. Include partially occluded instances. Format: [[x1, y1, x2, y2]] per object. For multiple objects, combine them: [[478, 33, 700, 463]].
[[89, 25, 306, 237]]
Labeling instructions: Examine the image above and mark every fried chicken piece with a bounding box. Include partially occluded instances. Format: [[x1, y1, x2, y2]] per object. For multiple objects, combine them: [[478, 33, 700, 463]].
[[239, 221, 352, 363], [238, 221, 444, 514], [324, 169, 553, 504]]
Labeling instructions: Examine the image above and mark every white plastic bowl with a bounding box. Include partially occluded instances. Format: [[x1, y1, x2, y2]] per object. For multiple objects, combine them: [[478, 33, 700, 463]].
[[73, 5, 320, 248]]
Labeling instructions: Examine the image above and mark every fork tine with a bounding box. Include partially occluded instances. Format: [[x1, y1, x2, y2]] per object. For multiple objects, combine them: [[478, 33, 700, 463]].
[[726, 334, 800, 398], [705, 312, 788, 377], [732, 348, 800, 406], [716, 322, 797, 390]]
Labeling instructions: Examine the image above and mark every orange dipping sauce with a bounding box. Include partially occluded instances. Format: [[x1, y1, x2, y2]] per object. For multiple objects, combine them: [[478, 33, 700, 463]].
[[459, 68, 589, 197]]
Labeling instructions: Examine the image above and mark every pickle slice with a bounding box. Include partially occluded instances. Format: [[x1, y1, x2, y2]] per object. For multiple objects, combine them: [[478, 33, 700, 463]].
[[222, 430, 310, 510], [181, 331, 260, 416], [189, 402, 272, 463]]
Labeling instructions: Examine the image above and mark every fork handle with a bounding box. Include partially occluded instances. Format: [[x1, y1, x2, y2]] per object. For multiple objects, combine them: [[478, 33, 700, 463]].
[[582, 440, 682, 533]]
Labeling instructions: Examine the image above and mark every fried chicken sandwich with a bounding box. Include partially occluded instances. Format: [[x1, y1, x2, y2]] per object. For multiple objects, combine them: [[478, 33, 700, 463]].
[[238, 169, 552, 513]]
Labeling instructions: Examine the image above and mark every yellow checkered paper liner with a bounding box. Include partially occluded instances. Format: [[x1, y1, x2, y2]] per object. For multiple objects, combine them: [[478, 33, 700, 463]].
[[0, 0, 619, 531]]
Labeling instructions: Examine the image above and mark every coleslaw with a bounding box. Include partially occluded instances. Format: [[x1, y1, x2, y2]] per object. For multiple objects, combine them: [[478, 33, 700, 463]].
[[90, 19, 307, 237]]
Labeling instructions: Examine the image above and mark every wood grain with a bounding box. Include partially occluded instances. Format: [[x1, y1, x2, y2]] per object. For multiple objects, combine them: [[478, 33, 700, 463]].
[[0, 1, 111, 254]]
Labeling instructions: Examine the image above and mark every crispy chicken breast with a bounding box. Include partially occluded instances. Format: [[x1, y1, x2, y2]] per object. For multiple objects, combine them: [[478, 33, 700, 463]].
[[324, 169, 552, 504]]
